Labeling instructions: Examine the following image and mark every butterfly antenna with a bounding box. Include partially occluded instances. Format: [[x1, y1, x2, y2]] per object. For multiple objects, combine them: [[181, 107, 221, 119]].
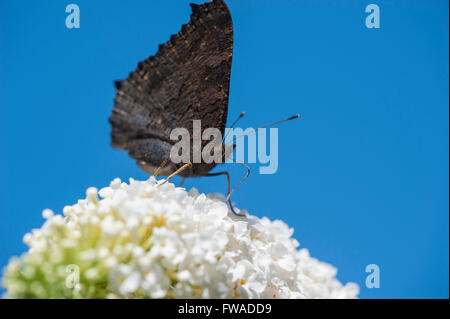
[[224, 111, 246, 141], [225, 114, 300, 145]]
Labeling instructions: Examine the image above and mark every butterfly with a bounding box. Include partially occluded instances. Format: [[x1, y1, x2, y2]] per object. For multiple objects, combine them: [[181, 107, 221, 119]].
[[109, 0, 297, 214]]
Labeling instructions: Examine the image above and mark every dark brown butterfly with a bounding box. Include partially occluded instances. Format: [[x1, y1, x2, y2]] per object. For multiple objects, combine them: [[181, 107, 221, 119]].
[[109, 0, 297, 214], [110, 0, 233, 177]]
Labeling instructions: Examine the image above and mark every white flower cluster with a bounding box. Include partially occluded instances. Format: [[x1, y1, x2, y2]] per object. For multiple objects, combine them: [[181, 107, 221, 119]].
[[2, 177, 359, 299]]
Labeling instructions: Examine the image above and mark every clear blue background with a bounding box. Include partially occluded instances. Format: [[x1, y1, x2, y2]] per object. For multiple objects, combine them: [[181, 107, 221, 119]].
[[0, 0, 448, 299]]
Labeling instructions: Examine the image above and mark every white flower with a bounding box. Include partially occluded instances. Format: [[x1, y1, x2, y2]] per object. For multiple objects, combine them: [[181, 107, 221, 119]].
[[109, 265, 141, 296], [2, 176, 359, 299], [141, 263, 170, 299]]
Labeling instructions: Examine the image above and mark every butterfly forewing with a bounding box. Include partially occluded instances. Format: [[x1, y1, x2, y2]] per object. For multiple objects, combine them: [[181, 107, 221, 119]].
[[110, 0, 233, 174]]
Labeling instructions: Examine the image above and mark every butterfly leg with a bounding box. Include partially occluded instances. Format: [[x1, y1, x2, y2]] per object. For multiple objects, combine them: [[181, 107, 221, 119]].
[[203, 171, 245, 217], [179, 177, 186, 187], [160, 162, 192, 185], [226, 160, 250, 202], [153, 157, 170, 178]]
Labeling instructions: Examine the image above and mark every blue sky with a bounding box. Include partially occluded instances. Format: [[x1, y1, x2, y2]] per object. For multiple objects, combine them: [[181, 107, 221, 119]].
[[0, 0, 448, 298]]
